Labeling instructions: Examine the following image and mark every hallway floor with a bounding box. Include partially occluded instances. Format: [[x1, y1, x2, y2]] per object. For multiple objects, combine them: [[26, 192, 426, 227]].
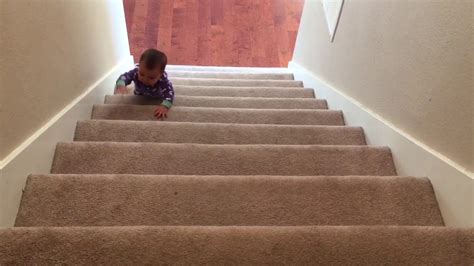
[[124, 0, 304, 67]]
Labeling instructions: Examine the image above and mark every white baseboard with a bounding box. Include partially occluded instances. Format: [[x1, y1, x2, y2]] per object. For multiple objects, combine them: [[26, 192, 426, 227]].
[[289, 61, 473, 227], [0, 56, 134, 227]]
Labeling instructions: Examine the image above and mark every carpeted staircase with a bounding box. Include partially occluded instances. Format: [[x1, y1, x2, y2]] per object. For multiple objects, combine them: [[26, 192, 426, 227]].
[[0, 66, 472, 264]]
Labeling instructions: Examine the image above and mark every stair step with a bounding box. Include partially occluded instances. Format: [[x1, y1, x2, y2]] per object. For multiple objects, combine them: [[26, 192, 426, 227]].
[[166, 70, 294, 80], [1, 226, 471, 264], [75, 120, 366, 145], [170, 77, 303, 87], [91, 105, 344, 125], [105, 95, 328, 109], [174, 86, 314, 98], [15, 174, 443, 227], [167, 64, 292, 73], [51, 142, 396, 176]]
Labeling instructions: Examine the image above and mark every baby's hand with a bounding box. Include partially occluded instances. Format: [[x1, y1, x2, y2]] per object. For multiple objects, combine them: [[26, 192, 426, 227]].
[[154, 105, 169, 119], [116, 86, 128, 94]]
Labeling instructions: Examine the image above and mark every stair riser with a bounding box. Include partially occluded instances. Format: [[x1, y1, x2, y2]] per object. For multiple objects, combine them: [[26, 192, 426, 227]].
[[171, 78, 303, 87], [75, 121, 366, 145], [166, 65, 292, 73], [174, 86, 315, 98], [51, 143, 397, 176], [1, 227, 471, 265], [91, 105, 345, 125], [166, 71, 294, 80], [104, 95, 328, 109], [15, 175, 444, 227]]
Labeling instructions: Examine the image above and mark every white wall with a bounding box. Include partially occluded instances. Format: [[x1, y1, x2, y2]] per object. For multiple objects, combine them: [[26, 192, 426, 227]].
[[291, 0, 473, 226], [322, 0, 344, 41], [0, 0, 132, 226], [293, 0, 473, 173], [0, 0, 131, 161]]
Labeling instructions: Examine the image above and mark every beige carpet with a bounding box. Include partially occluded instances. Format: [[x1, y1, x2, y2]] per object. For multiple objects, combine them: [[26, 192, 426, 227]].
[[166, 71, 295, 80], [174, 85, 315, 98], [1, 68, 472, 264], [16, 175, 443, 226], [171, 77, 303, 87], [104, 95, 328, 109], [91, 105, 345, 125], [74, 121, 366, 145], [1, 226, 472, 264]]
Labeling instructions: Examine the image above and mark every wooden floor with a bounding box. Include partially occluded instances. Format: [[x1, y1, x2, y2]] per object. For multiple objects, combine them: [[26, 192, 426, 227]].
[[124, 0, 304, 67]]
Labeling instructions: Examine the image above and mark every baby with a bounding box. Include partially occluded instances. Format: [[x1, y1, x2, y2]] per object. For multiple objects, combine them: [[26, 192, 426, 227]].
[[115, 49, 174, 119]]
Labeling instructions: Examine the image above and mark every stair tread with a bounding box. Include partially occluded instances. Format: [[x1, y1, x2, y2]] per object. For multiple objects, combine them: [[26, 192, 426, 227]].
[[15, 174, 443, 227], [166, 70, 294, 80], [75, 120, 366, 145], [51, 142, 396, 176], [167, 64, 293, 73], [91, 105, 344, 125], [105, 94, 327, 109], [173, 86, 315, 98], [170, 77, 303, 87], [1, 226, 471, 265]]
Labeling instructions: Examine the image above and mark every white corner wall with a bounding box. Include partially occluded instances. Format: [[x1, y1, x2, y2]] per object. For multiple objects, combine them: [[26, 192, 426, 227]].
[[290, 0, 473, 226], [289, 62, 473, 227], [0, 0, 131, 161], [322, 0, 344, 41], [292, 0, 473, 172], [0, 0, 133, 227]]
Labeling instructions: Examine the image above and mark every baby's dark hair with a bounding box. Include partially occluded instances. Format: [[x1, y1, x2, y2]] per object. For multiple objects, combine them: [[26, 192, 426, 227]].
[[139, 49, 167, 72]]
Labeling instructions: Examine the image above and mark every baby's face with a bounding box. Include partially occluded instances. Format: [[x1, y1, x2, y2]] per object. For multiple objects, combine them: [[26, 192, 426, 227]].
[[138, 65, 163, 86]]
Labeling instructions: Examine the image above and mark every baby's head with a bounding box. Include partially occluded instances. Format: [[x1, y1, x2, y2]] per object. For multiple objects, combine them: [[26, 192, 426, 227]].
[[138, 49, 167, 86]]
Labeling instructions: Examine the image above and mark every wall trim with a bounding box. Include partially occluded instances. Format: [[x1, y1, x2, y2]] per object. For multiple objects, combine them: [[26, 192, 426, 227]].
[[289, 61, 473, 227], [0, 56, 134, 227]]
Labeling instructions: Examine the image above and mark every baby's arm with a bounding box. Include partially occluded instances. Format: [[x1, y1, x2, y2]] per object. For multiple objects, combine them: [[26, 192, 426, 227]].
[[160, 72, 175, 109], [115, 68, 137, 94], [154, 72, 175, 119]]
